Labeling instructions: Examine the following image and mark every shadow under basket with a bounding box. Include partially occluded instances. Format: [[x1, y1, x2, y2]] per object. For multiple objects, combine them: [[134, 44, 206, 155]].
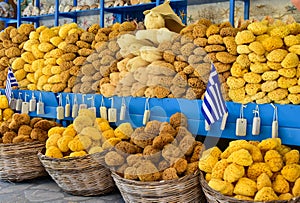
[[111, 171, 206, 203], [38, 152, 116, 196], [0, 141, 47, 182], [199, 171, 300, 203]]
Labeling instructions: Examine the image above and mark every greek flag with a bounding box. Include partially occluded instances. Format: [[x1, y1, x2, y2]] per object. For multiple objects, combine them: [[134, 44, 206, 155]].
[[201, 63, 228, 125], [5, 67, 18, 103]]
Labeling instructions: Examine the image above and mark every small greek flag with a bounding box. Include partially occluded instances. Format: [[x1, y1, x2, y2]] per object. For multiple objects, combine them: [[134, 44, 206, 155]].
[[201, 63, 228, 126], [5, 67, 18, 103]]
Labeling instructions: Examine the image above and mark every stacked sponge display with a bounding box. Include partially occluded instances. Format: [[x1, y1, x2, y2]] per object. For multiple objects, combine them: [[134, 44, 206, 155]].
[[199, 138, 300, 202], [0, 24, 34, 88], [227, 19, 300, 104], [44, 109, 134, 158], [104, 112, 204, 181]]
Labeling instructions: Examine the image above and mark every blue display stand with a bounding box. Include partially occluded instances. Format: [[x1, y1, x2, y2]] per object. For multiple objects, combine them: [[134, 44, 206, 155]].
[[1, 89, 299, 146], [0, 0, 187, 28]]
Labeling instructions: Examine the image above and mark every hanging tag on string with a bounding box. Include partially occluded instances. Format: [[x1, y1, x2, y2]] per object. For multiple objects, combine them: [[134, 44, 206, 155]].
[[87, 95, 97, 117], [9, 92, 17, 110], [100, 96, 107, 120], [236, 104, 247, 136], [119, 97, 126, 121], [108, 97, 117, 122], [72, 94, 79, 118], [79, 94, 87, 110], [56, 94, 64, 120], [220, 112, 228, 130], [65, 94, 71, 117], [252, 105, 261, 135], [16, 92, 23, 111], [143, 98, 150, 125], [271, 103, 278, 138], [29, 92, 36, 112], [21, 92, 29, 114], [37, 92, 45, 115]]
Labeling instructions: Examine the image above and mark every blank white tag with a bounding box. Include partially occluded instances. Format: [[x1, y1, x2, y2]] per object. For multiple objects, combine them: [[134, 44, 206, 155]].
[[108, 108, 117, 122], [143, 109, 150, 125], [252, 117, 261, 135], [65, 103, 71, 117], [29, 98, 36, 112], [72, 104, 79, 118], [119, 104, 126, 121], [37, 102, 45, 115], [100, 106, 107, 120], [236, 118, 247, 136], [21, 102, 29, 114], [220, 112, 228, 130], [10, 98, 17, 110], [16, 99, 23, 111], [79, 103, 87, 110], [88, 107, 97, 117], [56, 106, 64, 120], [272, 120, 278, 138]]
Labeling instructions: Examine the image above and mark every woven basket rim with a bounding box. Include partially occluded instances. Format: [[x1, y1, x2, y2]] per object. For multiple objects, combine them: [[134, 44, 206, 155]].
[[111, 170, 200, 186], [37, 150, 106, 162], [199, 171, 300, 203], [0, 140, 44, 147]]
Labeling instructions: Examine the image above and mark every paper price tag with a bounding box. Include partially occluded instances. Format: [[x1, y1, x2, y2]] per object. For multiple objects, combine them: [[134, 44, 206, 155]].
[[236, 118, 247, 136], [72, 104, 79, 118], [10, 98, 17, 110], [56, 106, 64, 120], [37, 102, 45, 115], [16, 99, 22, 111], [29, 97, 36, 112], [100, 106, 107, 120], [65, 103, 71, 117], [143, 110, 150, 125], [272, 120, 278, 138], [120, 104, 126, 121], [252, 117, 261, 135], [21, 102, 29, 114], [108, 108, 117, 122]]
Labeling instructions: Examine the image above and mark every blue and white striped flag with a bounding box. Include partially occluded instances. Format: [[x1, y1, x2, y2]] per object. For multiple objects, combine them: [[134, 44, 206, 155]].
[[5, 67, 18, 103], [201, 63, 228, 126]]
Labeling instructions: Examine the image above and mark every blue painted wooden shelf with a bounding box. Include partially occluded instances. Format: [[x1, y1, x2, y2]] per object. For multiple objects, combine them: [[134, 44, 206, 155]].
[[1, 0, 186, 28], [1, 89, 299, 146]]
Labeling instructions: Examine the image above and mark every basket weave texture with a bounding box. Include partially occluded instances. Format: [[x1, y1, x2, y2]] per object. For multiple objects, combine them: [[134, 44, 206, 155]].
[[199, 171, 300, 203], [111, 171, 206, 203], [0, 141, 47, 182], [38, 152, 116, 196]]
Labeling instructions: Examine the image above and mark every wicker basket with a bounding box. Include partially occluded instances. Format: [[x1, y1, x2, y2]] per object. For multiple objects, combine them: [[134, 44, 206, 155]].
[[199, 171, 300, 203], [38, 152, 116, 196], [0, 141, 47, 182], [111, 171, 206, 203]]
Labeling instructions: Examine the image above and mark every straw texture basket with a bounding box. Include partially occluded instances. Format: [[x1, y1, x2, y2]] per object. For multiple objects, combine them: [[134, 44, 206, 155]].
[[0, 141, 47, 182], [111, 170, 206, 203], [199, 171, 300, 203], [38, 152, 116, 196]]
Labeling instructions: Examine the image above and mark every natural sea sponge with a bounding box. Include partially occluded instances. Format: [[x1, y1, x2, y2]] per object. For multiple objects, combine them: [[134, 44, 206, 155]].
[[266, 49, 288, 62], [261, 81, 278, 92], [226, 76, 245, 89], [243, 72, 262, 84], [261, 71, 280, 81], [235, 30, 255, 45], [262, 36, 283, 52], [281, 52, 299, 68], [247, 21, 268, 35], [250, 62, 269, 74], [268, 88, 288, 101]]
